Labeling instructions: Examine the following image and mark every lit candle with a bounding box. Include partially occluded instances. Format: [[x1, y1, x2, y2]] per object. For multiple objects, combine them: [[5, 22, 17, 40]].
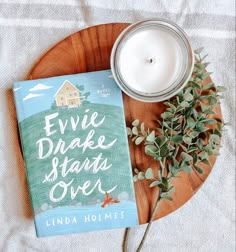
[[111, 19, 194, 102]]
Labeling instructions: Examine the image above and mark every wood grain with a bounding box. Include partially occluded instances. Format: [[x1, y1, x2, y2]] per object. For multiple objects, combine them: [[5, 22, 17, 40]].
[[28, 23, 222, 224]]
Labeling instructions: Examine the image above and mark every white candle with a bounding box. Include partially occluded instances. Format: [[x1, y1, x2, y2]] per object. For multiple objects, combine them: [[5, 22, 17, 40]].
[[111, 19, 194, 102], [118, 28, 184, 93]]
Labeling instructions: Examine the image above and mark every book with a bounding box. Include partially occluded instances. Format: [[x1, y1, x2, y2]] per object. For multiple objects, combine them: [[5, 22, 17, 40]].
[[13, 70, 138, 237]]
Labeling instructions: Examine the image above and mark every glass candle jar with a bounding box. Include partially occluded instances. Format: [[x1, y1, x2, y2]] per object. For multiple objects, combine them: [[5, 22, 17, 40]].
[[110, 19, 194, 102]]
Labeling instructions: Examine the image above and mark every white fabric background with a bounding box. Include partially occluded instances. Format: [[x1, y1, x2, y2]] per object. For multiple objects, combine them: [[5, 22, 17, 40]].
[[0, 0, 235, 251]]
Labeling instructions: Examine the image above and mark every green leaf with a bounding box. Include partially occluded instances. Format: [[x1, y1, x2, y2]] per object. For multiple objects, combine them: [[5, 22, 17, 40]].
[[193, 152, 198, 164], [140, 122, 145, 134], [201, 72, 212, 80], [211, 134, 220, 142], [176, 96, 180, 104], [161, 195, 173, 201], [135, 136, 144, 145], [201, 159, 211, 166], [194, 47, 204, 54], [217, 121, 223, 131], [179, 144, 188, 152], [155, 135, 167, 147], [160, 146, 170, 157], [133, 175, 138, 182], [132, 136, 137, 142], [173, 157, 179, 168], [182, 165, 192, 173], [145, 168, 154, 180], [216, 86, 226, 92], [204, 109, 216, 115], [150, 180, 161, 188], [184, 93, 193, 102], [193, 88, 200, 98], [217, 95, 224, 99], [204, 62, 210, 67], [197, 138, 203, 149], [195, 126, 209, 133], [196, 121, 204, 128], [172, 116, 181, 122], [190, 81, 201, 89], [200, 103, 209, 113], [202, 82, 214, 90], [195, 63, 205, 70], [194, 165, 203, 174], [189, 131, 199, 138], [208, 96, 218, 105], [132, 119, 139, 127], [134, 168, 139, 174], [188, 147, 198, 153], [169, 164, 178, 176], [201, 118, 217, 124], [200, 151, 208, 160], [201, 54, 208, 61], [168, 144, 175, 151], [138, 172, 145, 180], [187, 117, 196, 128], [161, 177, 169, 187], [132, 127, 138, 135], [167, 186, 175, 195], [158, 183, 167, 190], [183, 135, 192, 145], [181, 152, 193, 161], [127, 127, 132, 136], [213, 129, 222, 137], [146, 130, 155, 142], [208, 149, 219, 156], [180, 101, 190, 108], [171, 135, 183, 143], [145, 145, 158, 155], [162, 121, 172, 130], [157, 128, 164, 135], [161, 112, 174, 119], [163, 102, 177, 111], [192, 109, 199, 120]]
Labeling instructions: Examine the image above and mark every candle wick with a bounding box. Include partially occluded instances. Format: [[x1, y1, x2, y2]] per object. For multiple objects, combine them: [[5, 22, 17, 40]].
[[148, 57, 155, 64]]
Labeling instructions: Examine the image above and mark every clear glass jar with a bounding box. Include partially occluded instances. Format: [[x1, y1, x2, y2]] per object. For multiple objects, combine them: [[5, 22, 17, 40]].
[[110, 19, 194, 102]]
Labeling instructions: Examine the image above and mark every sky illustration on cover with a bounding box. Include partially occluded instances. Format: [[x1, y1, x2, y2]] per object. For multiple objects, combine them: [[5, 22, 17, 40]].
[[13, 70, 121, 122]]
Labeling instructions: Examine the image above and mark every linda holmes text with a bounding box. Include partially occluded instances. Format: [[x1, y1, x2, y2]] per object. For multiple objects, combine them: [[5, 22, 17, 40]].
[[46, 211, 125, 227]]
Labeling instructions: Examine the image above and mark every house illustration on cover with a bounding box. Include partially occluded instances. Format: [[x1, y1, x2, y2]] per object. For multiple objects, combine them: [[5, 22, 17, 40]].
[[55, 80, 85, 108]]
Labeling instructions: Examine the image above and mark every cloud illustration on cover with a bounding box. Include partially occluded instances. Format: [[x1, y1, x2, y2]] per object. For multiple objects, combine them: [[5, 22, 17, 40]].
[[13, 87, 22, 92], [23, 93, 44, 101], [29, 83, 53, 92]]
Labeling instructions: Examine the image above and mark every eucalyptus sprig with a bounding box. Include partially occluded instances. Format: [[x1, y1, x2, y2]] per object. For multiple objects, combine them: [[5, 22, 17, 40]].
[[123, 48, 226, 252]]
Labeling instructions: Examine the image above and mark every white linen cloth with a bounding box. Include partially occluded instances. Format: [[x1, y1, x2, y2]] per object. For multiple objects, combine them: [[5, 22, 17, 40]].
[[0, 0, 235, 251]]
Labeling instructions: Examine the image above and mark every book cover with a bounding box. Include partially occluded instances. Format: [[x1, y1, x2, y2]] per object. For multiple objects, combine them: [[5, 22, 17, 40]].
[[13, 70, 138, 237]]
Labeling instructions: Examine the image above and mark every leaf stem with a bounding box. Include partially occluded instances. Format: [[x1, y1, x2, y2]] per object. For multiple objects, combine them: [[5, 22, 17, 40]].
[[136, 189, 162, 252], [160, 160, 165, 177], [124, 48, 224, 252], [122, 227, 131, 252], [174, 146, 179, 158]]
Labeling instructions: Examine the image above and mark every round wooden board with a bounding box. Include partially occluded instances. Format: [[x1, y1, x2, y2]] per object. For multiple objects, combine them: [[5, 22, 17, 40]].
[[28, 23, 222, 224]]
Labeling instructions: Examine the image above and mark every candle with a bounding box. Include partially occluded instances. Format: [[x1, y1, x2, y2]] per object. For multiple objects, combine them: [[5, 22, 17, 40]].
[[118, 28, 184, 93], [111, 19, 194, 102]]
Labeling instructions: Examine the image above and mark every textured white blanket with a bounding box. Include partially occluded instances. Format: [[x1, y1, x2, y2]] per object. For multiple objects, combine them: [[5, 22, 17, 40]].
[[0, 0, 235, 251]]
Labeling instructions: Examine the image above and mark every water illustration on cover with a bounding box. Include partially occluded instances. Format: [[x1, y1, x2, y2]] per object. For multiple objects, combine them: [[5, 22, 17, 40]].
[[13, 70, 138, 237]]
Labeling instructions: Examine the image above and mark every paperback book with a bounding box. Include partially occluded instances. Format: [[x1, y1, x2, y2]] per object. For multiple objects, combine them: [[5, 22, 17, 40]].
[[13, 70, 138, 237]]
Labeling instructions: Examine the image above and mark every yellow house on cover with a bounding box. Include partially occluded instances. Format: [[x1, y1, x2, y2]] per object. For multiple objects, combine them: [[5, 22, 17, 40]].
[[55, 80, 84, 108]]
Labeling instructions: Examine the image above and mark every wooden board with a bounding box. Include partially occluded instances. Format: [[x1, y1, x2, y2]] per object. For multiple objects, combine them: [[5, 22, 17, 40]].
[[28, 23, 222, 224]]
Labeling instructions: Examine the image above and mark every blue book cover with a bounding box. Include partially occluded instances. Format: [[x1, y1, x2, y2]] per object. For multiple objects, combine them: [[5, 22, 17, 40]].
[[13, 70, 138, 237]]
